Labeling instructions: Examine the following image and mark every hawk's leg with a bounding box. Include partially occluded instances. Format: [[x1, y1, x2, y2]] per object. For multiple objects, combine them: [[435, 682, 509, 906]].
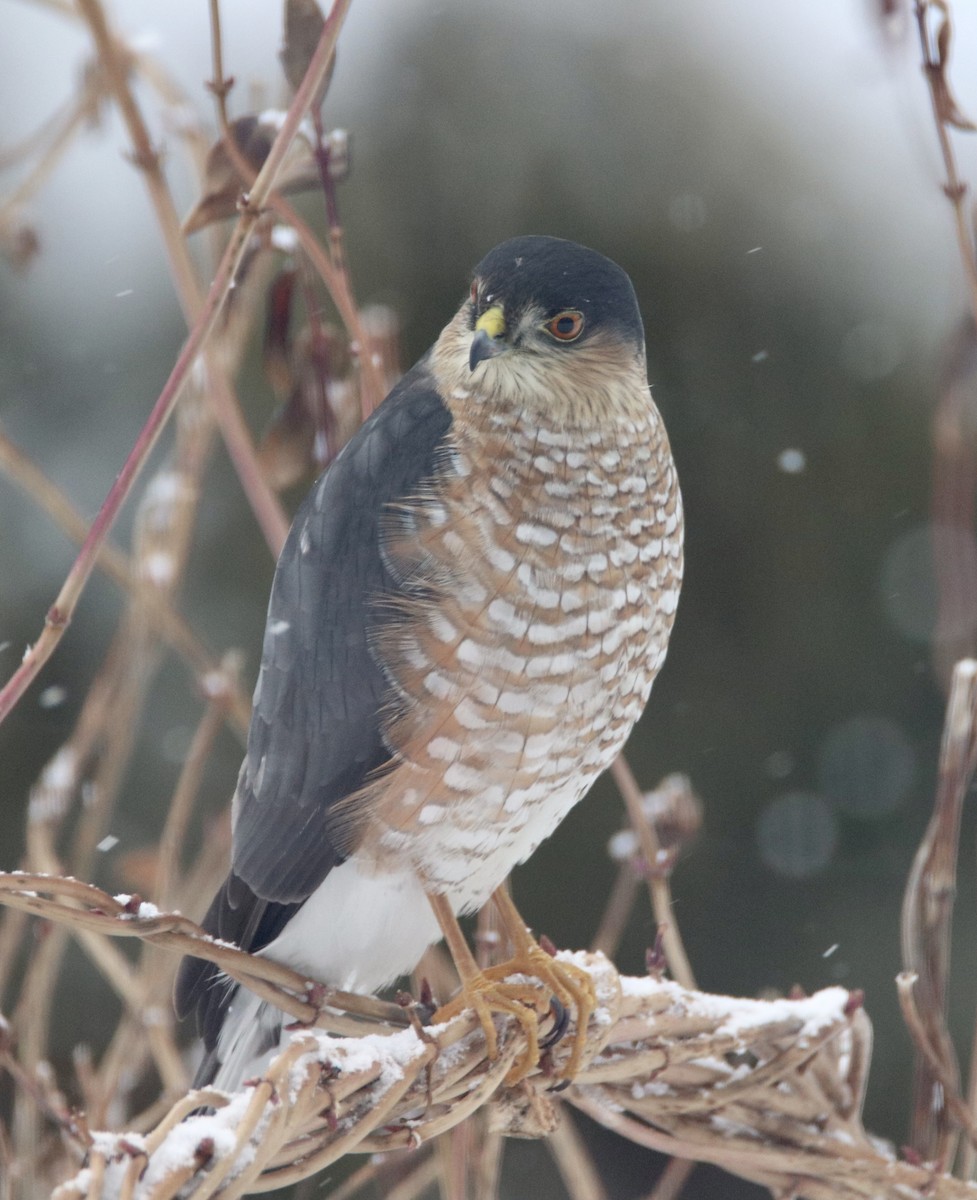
[[483, 884, 597, 1080], [427, 890, 549, 1083], [428, 887, 597, 1083]]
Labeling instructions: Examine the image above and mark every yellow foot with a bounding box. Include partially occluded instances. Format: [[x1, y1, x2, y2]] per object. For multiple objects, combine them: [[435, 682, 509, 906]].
[[434, 974, 549, 1083], [484, 945, 597, 1079], [425, 889, 597, 1085]]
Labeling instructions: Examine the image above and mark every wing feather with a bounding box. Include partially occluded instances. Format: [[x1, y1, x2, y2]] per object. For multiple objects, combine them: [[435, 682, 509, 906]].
[[175, 359, 453, 1046]]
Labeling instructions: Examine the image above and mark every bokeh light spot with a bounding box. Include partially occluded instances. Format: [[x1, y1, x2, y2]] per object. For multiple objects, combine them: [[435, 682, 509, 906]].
[[839, 320, 901, 381], [757, 792, 837, 879], [880, 523, 977, 643], [817, 714, 914, 819], [776, 448, 806, 474], [764, 750, 795, 779], [667, 193, 707, 232]]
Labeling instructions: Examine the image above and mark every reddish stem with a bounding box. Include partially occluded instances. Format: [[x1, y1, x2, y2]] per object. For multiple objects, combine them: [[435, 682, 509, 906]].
[[0, 1, 352, 727]]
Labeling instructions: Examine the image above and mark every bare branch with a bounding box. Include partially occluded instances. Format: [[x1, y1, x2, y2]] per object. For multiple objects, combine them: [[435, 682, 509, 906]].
[[901, 658, 977, 1159], [35, 950, 960, 1200], [0, 0, 354, 726]]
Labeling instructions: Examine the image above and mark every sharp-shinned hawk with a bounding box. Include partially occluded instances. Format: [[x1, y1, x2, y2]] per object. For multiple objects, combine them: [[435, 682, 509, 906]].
[[176, 235, 684, 1090]]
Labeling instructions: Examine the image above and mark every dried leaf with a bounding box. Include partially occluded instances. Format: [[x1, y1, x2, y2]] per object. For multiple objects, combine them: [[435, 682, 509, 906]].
[[183, 113, 320, 235], [258, 391, 318, 491], [263, 268, 298, 400], [928, 4, 976, 131], [935, 7, 951, 65], [934, 76, 977, 132], [258, 325, 358, 489], [0, 218, 40, 271], [281, 0, 335, 108]]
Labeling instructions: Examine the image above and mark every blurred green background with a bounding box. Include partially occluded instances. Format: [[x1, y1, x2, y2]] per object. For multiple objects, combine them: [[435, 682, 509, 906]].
[[3, 1, 977, 1196]]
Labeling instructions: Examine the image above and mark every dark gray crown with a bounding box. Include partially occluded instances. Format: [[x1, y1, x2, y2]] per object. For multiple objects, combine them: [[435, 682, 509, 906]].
[[472, 235, 643, 348]]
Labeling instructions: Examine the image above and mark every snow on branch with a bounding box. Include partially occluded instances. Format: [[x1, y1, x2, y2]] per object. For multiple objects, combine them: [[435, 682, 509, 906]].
[[0, 873, 970, 1200]]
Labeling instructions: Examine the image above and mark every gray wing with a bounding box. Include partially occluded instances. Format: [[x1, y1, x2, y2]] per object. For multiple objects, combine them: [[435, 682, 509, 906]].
[[175, 359, 453, 1047], [234, 358, 453, 899]]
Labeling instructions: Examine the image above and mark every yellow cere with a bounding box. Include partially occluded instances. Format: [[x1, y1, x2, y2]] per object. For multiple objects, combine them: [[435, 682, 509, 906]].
[[475, 306, 506, 339]]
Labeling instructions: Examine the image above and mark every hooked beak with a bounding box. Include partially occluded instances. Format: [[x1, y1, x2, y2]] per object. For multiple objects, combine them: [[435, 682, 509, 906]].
[[469, 305, 506, 371]]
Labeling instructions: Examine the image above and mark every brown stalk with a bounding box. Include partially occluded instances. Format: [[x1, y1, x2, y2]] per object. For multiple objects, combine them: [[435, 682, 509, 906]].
[[547, 1114, 611, 1200], [910, 2, 977, 1170], [898, 971, 977, 1151], [0, 873, 409, 1030], [2, 5, 300, 1129], [33, 933, 967, 1200], [269, 196, 387, 416], [929, 323, 977, 688], [74, 0, 289, 558], [640, 1158, 696, 1200], [383, 1155, 441, 1200], [0, 0, 351, 726], [155, 656, 242, 911], [610, 755, 696, 988], [916, 0, 977, 691], [914, 1, 977, 332], [205, 0, 386, 416], [0, 1046, 90, 1155], [901, 658, 977, 1160], [0, 72, 100, 217], [72, 0, 199, 324], [590, 860, 640, 959], [0, 428, 250, 738], [134, 659, 243, 1089]]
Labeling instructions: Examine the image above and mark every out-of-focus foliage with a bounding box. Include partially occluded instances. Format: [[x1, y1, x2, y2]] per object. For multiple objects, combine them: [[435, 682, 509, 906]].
[[2, 2, 977, 1196]]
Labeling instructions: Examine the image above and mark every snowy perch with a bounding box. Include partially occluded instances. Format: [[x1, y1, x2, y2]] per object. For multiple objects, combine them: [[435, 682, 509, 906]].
[[47, 953, 973, 1200], [2, 871, 975, 1200]]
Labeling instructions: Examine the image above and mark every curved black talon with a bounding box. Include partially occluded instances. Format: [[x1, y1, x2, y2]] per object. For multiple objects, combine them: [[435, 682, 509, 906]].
[[414, 998, 438, 1025], [540, 995, 570, 1049]]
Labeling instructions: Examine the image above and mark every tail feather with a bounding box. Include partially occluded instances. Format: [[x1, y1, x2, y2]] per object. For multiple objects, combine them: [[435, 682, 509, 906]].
[[193, 983, 284, 1091], [174, 869, 300, 1074]]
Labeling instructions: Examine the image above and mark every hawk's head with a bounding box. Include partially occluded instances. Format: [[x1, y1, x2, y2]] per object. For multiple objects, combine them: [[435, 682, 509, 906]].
[[433, 235, 649, 424]]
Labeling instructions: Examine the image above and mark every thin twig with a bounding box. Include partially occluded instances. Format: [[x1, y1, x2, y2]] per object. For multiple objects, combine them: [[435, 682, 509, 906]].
[[547, 1113, 610, 1200], [0, 873, 409, 1030], [914, 1, 977, 329], [640, 1157, 696, 1200], [0, 3, 350, 727], [73, 0, 199, 325], [270, 195, 387, 415], [205, 0, 385, 416], [0, 73, 100, 209], [0, 1044, 91, 1154], [610, 755, 696, 988], [590, 860, 640, 959], [901, 658, 977, 1159], [75, 0, 289, 557], [0, 427, 250, 738], [156, 661, 239, 910], [898, 971, 977, 1152]]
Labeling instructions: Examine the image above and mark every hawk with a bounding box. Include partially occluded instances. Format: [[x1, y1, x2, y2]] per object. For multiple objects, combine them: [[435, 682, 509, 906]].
[[176, 235, 683, 1090]]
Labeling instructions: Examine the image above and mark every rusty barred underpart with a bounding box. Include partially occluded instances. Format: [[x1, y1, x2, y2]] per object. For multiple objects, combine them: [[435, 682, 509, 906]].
[[176, 235, 683, 1091]]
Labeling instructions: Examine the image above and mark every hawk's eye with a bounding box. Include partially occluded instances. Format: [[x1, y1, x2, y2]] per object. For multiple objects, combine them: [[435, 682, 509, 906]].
[[545, 310, 585, 342]]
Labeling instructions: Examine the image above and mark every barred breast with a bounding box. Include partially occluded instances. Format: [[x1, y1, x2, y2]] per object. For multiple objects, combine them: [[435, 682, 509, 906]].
[[350, 386, 683, 910]]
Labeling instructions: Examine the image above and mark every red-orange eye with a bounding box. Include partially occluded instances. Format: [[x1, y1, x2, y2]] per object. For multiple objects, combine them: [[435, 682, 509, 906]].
[[545, 310, 584, 341]]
